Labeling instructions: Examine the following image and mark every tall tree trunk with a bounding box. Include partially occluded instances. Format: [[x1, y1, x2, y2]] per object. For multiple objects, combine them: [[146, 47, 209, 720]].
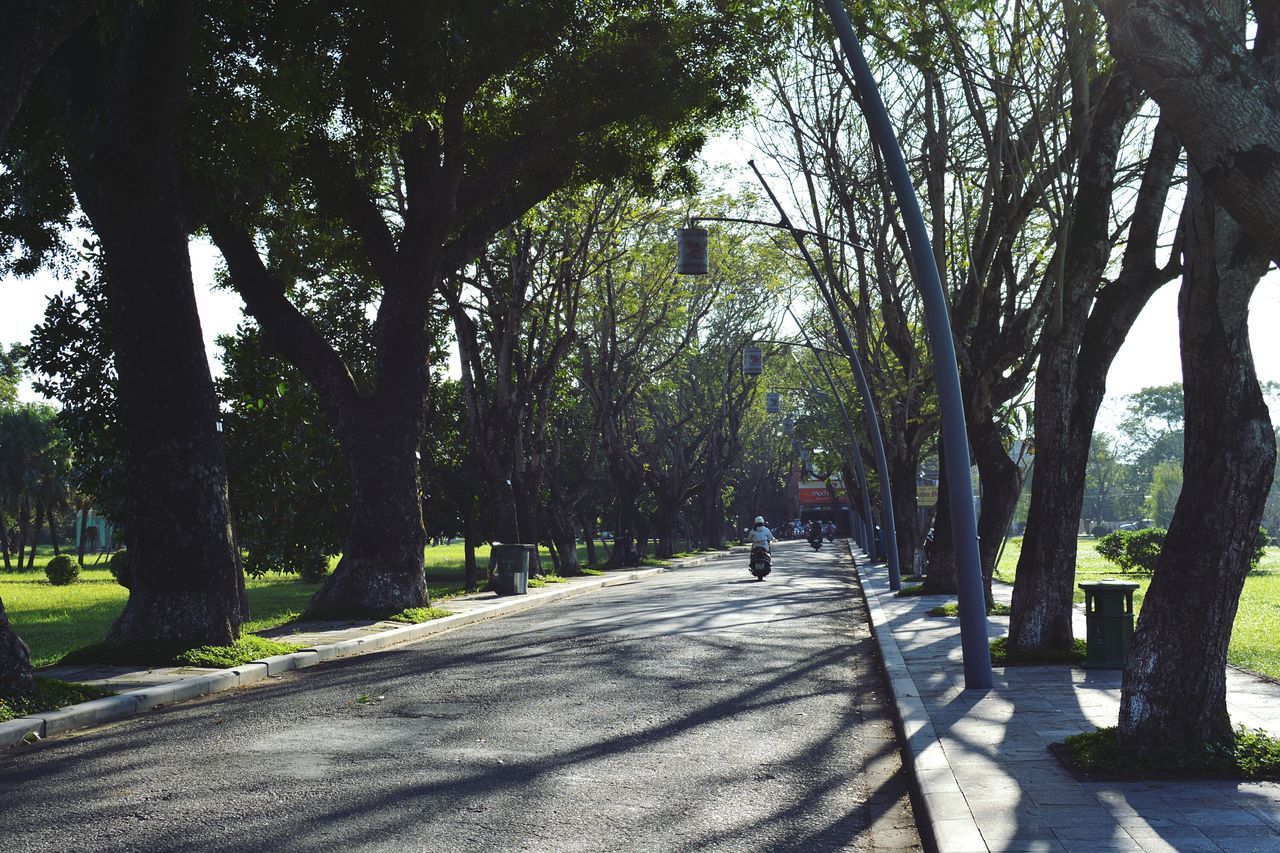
[[699, 475, 727, 550], [26, 502, 44, 570], [76, 504, 88, 567], [463, 502, 479, 594], [47, 506, 60, 556], [0, 599, 34, 696], [580, 514, 599, 566], [972, 420, 1021, 610], [1118, 158, 1274, 753], [923, 451, 957, 593], [1, 521, 11, 572], [15, 497, 31, 572], [1008, 106, 1180, 654], [885, 447, 923, 574], [307, 399, 428, 614], [64, 1, 246, 644]]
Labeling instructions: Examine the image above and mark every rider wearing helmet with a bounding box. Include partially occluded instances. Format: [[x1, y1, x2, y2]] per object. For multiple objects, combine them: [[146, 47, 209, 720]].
[[747, 516, 775, 550]]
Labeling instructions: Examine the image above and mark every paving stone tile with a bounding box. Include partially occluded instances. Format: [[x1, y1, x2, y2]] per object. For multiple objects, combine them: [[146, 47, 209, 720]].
[[1198, 824, 1280, 839]]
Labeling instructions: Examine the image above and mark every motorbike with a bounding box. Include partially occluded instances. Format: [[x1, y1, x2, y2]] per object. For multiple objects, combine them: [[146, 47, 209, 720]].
[[807, 530, 823, 550], [749, 545, 772, 580]]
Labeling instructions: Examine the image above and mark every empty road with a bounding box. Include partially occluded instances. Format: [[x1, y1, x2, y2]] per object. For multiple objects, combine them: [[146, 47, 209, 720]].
[[0, 540, 920, 852]]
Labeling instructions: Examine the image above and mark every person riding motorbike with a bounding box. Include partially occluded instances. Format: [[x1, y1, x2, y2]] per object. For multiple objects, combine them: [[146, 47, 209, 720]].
[[747, 516, 775, 578], [807, 519, 823, 545]]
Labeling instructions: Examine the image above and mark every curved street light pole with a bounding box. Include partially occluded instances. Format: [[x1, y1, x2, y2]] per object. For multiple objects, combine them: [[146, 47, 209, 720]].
[[821, 0, 993, 688], [745, 160, 902, 591]]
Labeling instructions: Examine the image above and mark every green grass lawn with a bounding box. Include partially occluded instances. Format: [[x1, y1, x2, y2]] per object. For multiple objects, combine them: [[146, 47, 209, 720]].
[[1, 540, 619, 667], [995, 536, 1280, 680]]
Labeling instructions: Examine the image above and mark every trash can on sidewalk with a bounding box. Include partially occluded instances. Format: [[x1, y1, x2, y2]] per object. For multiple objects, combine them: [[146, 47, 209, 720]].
[[490, 544, 533, 596], [1079, 580, 1140, 669]]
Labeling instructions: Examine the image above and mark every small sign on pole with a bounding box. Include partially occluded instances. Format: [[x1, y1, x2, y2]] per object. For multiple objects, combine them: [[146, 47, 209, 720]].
[[677, 227, 709, 275], [742, 346, 763, 375], [765, 392, 781, 413]]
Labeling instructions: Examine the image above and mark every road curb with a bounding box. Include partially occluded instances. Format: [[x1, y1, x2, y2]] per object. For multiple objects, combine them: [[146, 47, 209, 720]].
[[847, 543, 985, 853], [3, 546, 747, 750]]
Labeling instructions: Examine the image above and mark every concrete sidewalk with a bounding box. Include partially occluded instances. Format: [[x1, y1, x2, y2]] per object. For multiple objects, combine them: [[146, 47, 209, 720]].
[[855, 546, 1280, 852], [2, 547, 747, 749]]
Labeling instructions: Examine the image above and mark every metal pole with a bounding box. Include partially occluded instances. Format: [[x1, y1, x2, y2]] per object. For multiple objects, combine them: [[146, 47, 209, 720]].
[[821, 0, 992, 688], [747, 160, 902, 590]]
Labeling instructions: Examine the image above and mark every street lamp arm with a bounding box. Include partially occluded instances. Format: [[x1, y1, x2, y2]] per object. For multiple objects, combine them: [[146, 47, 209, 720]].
[[689, 214, 870, 251]]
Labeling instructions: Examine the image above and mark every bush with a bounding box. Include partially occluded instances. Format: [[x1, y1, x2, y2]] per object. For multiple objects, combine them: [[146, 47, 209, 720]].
[[108, 549, 132, 589], [1090, 524, 1109, 538], [1123, 527, 1165, 574], [1100, 525, 1267, 575], [1095, 530, 1133, 567], [1252, 527, 1268, 572], [1096, 528, 1164, 574], [44, 554, 79, 586]]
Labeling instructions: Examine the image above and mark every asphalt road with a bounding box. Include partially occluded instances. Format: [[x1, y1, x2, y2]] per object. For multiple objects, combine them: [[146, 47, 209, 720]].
[[0, 540, 920, 852]]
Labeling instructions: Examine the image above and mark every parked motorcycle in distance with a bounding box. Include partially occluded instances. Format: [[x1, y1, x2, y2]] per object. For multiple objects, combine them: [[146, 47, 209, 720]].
[[749, 545, 772, 580]]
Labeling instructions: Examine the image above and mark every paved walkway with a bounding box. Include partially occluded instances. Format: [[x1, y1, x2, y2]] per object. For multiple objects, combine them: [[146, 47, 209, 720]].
[[856, 547, 1280, 852]]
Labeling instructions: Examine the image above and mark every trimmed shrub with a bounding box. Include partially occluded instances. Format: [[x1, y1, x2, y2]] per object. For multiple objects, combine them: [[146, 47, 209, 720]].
[[1123, 528, 1165, 574], [44, 554, 79, 586], [1095, 530, 1133, 568], [1089, 524, 1109, 538], [1096, 528, 1164, 574], [108, 549, 132, 589]]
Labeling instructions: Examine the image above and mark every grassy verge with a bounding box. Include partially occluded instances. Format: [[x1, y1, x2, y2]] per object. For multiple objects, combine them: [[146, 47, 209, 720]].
[[0, 678, 115, 723], [1057, 725, 1280, 781], [58, 634, 303, 668], [928, 601, 1011, 617], [996, 537, 1280, 680], [989, 636, 1087, 666]]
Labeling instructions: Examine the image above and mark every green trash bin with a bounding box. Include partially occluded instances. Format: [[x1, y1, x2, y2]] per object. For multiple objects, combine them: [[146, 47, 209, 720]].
[[1079, 580, 1140, 669], [490, 544, 532, 596]]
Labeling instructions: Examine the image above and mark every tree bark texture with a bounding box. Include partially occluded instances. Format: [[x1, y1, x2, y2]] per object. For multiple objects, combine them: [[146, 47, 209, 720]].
[[0, 599, 35, 696], [306, 399, 429, 615], [1008, 83, 1178, 654], [971, 419, 1021, 610], [1118, 157, 1275, 752], [64, 1, 246, 644], [0, 0, 97, 148], [1101, 0, 1280, 261], [924, 449, 958, 594]]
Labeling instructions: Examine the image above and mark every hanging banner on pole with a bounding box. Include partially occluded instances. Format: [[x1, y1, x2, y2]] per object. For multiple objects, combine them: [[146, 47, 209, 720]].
[[782, 416, 794, 435], [765, 392, 781, 413], [742, 346, 763, 375]]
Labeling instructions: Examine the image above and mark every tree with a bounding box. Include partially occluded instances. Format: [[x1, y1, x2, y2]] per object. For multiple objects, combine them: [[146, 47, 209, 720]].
[[446, 191, 606, 550], [1099, 0, 1280, 261], [1084, 434, 1122, 526], [0, 0, 103, 697], [50, 1, 247, 642], [207, 1, 780, 611], [1117, 0, 1277, 750], [1006, 5, 1182, 654]]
